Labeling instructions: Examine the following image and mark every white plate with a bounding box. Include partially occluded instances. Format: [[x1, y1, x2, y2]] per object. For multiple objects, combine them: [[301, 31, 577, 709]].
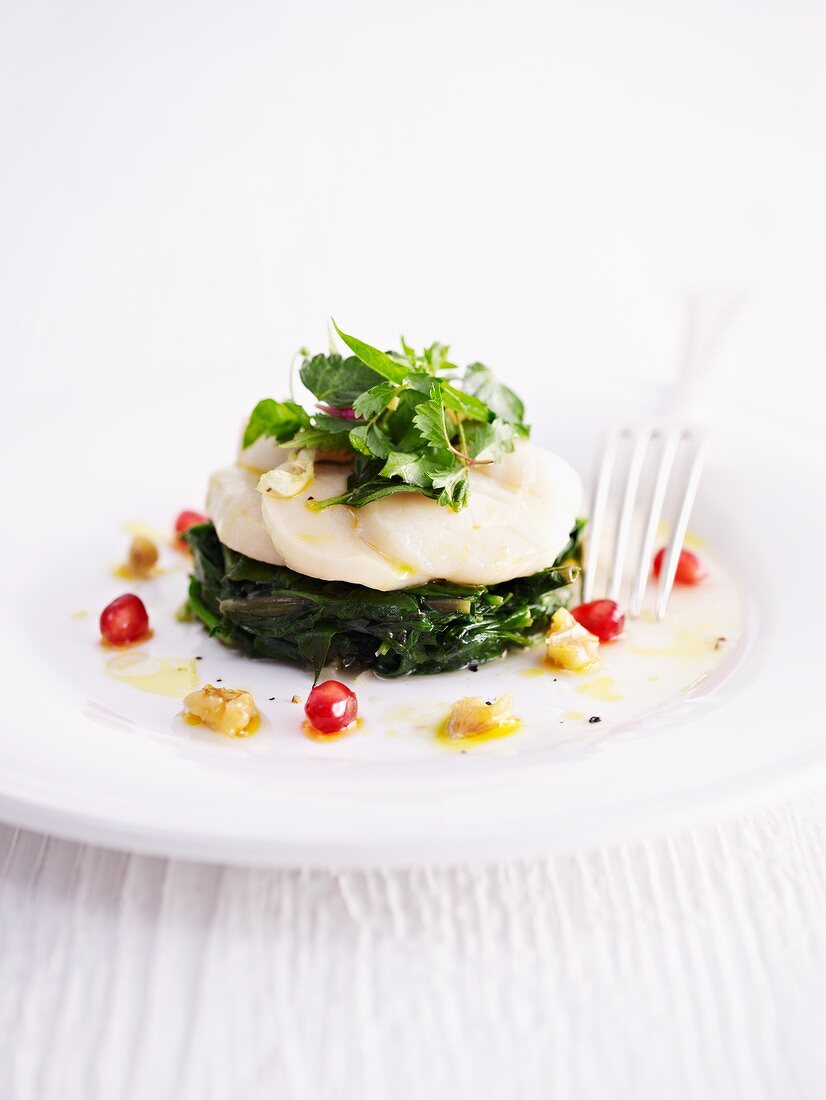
[[0, 385, 822, 867]]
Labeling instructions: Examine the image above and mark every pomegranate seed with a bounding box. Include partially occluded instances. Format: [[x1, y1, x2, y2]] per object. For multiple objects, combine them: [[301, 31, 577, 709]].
[[570, 600, 625, 642], [174, 509, 208, 548], [653, 547, 708, 586], [304, 680, 358, 734], [100, 594, 149, 646]]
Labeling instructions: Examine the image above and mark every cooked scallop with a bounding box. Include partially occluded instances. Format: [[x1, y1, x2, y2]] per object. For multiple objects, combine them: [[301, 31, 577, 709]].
[[259, 465, 432, 590], [208, 441, 582, 589], [237, 435, 283, 473], [206, 465, 285, 566], [355, 442, 582, 585]]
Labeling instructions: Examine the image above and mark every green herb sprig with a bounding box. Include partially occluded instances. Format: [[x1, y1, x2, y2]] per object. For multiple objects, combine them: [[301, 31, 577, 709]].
[[241, 321, 529, 511]]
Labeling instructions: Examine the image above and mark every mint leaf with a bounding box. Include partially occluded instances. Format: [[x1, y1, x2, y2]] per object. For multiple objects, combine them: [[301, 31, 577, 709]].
[[300, 353, 384, 407], [243, 399, 311, 447], [332, 321, 408, 384], [463, 363, 526, 425]]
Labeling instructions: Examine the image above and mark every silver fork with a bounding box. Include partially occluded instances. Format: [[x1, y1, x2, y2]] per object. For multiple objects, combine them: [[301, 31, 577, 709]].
[[581, 426, 708, 620], [580, 291, 742, 621]]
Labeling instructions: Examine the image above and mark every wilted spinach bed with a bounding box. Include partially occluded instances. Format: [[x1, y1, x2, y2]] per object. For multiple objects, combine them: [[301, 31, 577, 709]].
[[185, 522, 582, 678]]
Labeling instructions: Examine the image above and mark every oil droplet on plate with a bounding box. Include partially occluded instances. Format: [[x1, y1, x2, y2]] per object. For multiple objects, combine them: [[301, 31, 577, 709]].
[[577, 676, 623, 703], [630, 627, 719, 660], [436, 717, 521, 749], [302, 717, 362, 742], [105, 653, 199, 698]]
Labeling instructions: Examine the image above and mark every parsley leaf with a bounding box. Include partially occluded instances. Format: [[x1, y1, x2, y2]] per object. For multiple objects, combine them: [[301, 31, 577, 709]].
[[440, 380, 489, 422], [352, 381, 398, 420], [279, 412, 354, 452], [380, 451, 433, 487], [413, 390, 452, 450], [349, 422, 393, 459], [431, 462, 470, 510], [463, 363, 526, 424], [463, 418, 521, 462]]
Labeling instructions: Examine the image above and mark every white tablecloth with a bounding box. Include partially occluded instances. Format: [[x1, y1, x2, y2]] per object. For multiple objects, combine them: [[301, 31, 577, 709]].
[[3, 796, 825, 1100]]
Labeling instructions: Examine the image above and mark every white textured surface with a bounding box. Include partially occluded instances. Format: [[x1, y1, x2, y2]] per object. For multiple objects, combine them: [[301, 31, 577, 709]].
[[3, 800, 826, 1100]]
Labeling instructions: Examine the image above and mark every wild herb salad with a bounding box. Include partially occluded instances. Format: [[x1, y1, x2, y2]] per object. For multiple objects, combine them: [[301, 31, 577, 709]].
[[243, 322, 530, 512]]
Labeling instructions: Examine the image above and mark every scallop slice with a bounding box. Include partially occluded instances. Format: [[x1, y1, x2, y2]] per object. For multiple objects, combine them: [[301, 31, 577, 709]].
[[237, 435, 283, 473], [355, 442, 582, 585], [207, 465, 285, 566], [259, 465, 431, 590]]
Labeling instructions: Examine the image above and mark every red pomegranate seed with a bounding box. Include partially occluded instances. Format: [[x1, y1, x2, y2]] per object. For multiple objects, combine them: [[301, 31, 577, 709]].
[[652, 547, 708, 585], [100, 594, 149, 646], [570, 600, 625, 642], [174, 509, 208, 548], [304, 680, 358, 734]]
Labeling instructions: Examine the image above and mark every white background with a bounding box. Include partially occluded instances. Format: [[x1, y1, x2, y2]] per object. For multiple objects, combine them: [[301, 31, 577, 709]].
[[2, 1, 826, 1097]]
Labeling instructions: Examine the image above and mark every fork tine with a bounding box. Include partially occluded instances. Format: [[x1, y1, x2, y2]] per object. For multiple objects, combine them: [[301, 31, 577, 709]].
[[608, 428, 652, 602], [628, 428, 681, 618], [655, 433, 709, 620], [582, 429, 623, 602]]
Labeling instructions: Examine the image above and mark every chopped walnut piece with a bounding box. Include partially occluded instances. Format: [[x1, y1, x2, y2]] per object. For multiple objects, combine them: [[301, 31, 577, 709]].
[[184, 684, 258, 737], [127, 535, 158, 577], [445, 692, 515, 740], [545, 607, 600, 670]]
